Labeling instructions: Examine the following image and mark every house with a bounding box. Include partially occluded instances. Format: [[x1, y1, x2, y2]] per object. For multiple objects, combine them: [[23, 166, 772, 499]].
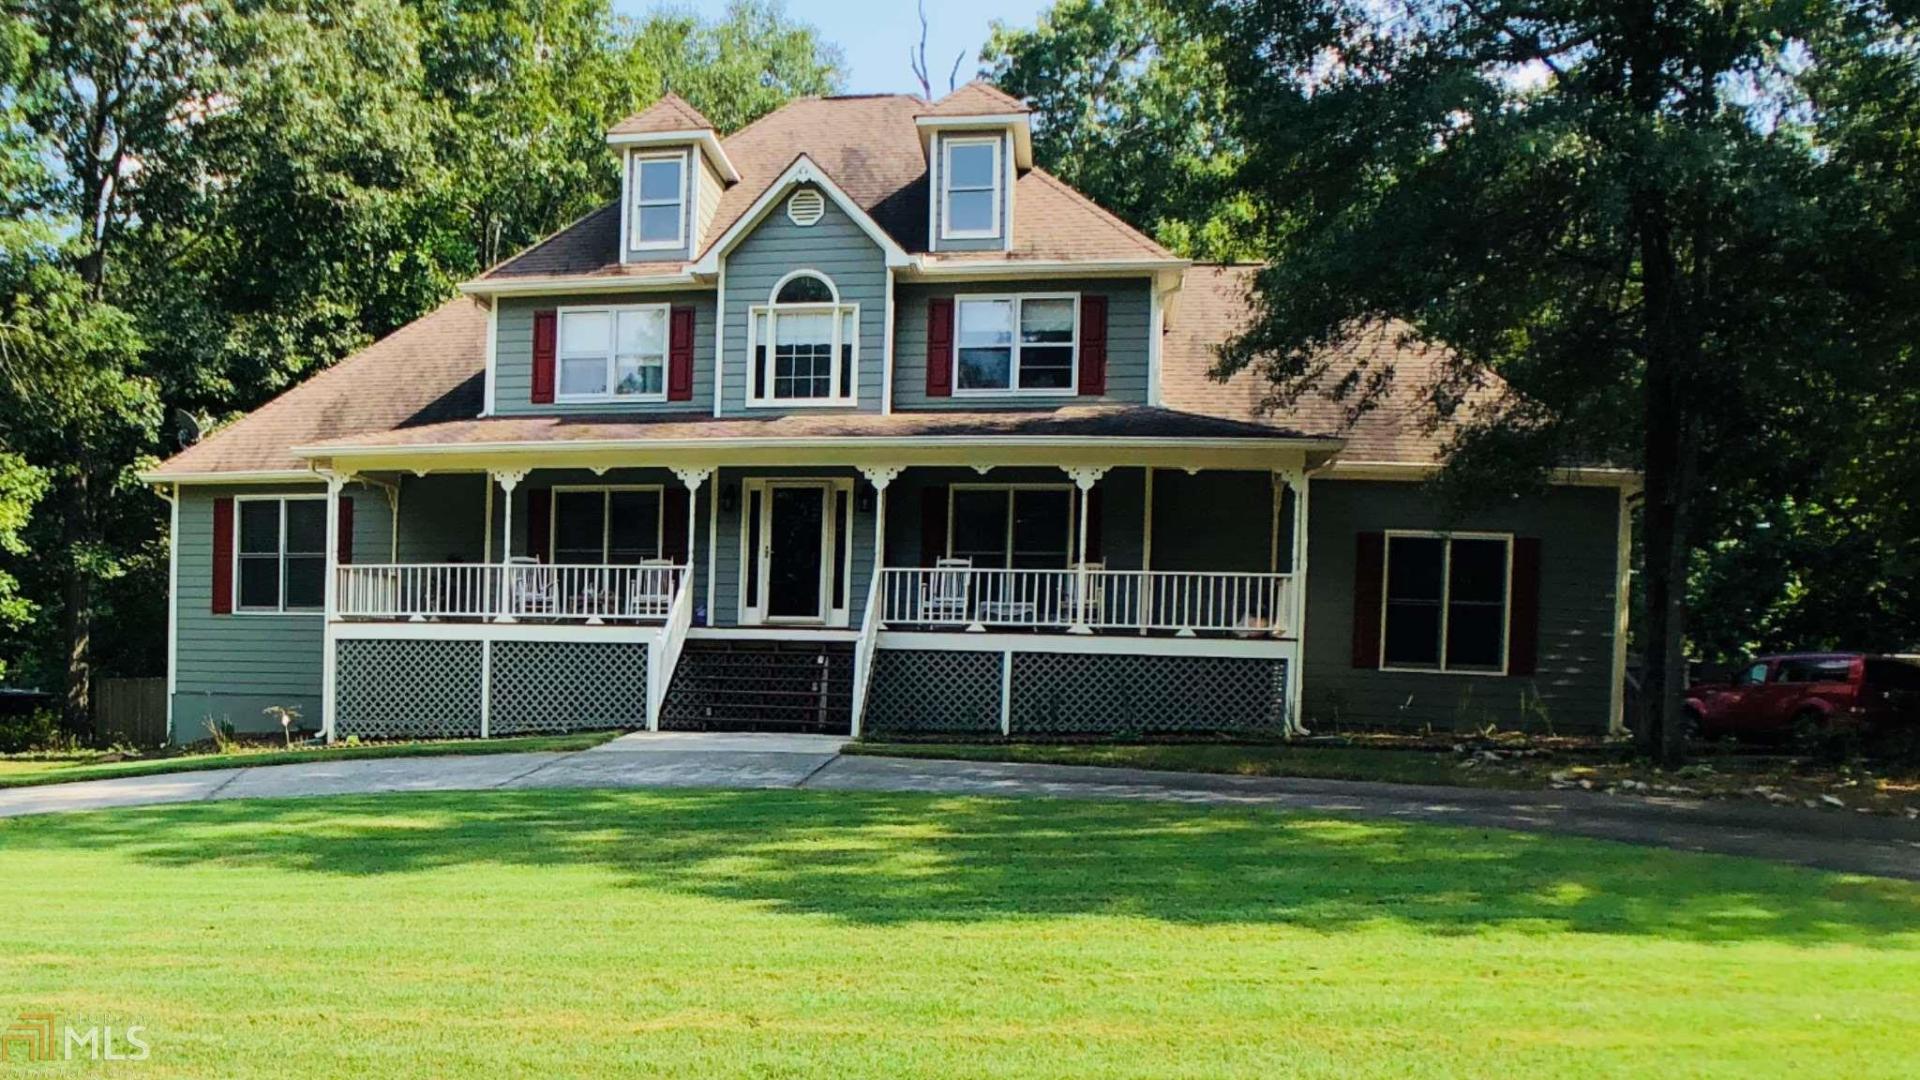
[[140, 86, 1638, 745]]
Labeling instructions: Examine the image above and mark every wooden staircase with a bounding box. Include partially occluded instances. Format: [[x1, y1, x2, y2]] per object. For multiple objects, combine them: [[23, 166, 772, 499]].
[[658, 638, 855, 734]]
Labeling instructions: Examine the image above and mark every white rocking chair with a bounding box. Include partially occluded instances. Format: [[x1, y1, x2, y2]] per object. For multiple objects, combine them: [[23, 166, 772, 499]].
[[921, 557, 972, 623]]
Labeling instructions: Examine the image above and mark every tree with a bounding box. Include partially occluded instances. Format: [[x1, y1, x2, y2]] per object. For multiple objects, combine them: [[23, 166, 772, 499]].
[[1174, 0, 1920, 762], [983, 0, 1251, 256]]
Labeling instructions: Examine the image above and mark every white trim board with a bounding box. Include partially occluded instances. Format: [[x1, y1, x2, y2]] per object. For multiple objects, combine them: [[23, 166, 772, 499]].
[[331, 621, 662, 644]]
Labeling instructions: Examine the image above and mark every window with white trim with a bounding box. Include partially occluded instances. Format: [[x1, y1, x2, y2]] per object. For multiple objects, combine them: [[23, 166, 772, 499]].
[[236, 496, 326, 612], [942, 136, 1001, 238], [749, 272, 858, 406], [557, 305, 668, 401], [551, 487, 663, 564], [1382, 533, 1512, 673], [949, 485, 1075, 569], [630, 151, 686, 249], [955, 295, 1077, 393]]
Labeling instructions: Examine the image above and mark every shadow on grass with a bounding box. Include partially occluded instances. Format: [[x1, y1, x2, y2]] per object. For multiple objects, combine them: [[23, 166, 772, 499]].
[[3, 788, 1914, 946]]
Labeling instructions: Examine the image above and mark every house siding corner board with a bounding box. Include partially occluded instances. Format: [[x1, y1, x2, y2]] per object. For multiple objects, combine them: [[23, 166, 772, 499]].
[[892, 278, 1153, 409], [1302, 480, 1622, 734], [173, 482, 388, 742], [494, 292, 716, 415], [720, 188, 887, 414]]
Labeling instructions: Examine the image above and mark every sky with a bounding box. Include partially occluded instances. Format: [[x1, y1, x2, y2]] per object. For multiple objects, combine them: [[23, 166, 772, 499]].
[[616, 0, 1053, 95]]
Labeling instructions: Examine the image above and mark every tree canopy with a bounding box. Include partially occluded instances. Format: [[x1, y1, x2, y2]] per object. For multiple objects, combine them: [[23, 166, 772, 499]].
[[0, 0, 841, 719]]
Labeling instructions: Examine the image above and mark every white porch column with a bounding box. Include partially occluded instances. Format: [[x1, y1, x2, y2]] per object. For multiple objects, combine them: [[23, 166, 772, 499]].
[[671, 467, 712, 586], [320, 471, 348, 743], [858, 466, 902, 623], [1140, 466, 1155, 634], [1063, 466, 1109, 634], [492, 469, 527, 623], [1281, 467, 1311, 737]]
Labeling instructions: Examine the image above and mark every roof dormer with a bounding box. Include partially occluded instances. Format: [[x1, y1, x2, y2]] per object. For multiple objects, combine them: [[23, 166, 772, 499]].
[[917, 82, 1033, 254], [605, 94, 739, 265]]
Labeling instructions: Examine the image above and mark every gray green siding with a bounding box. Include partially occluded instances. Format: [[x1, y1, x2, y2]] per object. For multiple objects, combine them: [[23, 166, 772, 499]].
[[892, 279, 1153, 409], [719, 186, 886, 414], [172, 483, 335, 741], [1300, 479, 1622, 734], [493, 292, 716, 415]]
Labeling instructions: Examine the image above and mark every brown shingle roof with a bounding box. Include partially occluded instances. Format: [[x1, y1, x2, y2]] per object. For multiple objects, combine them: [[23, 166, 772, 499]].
[[145, 298, 488, 478], [300, 405, 1317, 454], [920, 81, 1030, 116], [1162, 265, 1507, 466], [479, 93, 1174, 279], [608, 93, 715, 135]]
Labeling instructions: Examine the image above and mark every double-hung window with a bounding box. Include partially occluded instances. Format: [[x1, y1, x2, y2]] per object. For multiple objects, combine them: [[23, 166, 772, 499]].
[[629, 151, 686, 249], [557, 305, 668, 401], [1381, 532, 1512, 673], [955, 295, 1078, 393], [949, 486, 1075, 569], [942, 136, 1001, 238], [749, 272, 858, 406], [551, 487, 663, 564], [235, 496, 326, 612]]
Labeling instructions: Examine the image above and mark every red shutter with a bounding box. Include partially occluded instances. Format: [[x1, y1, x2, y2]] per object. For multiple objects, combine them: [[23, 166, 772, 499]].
[[926, 297, 954, 397], [211, 497, 234, 615], [920, 486, 948, 566], [667, 306, 695, 401], [1078, 294, 1108, 396], [531, 309, 557, 404], [1508, 537, 1543, 675], [337, 496, 354, 566], [663, 487, 690, 562], [1352, 531, 1384, 668], [1083, 487, 1104, 564], [526, 489, 551, 562]]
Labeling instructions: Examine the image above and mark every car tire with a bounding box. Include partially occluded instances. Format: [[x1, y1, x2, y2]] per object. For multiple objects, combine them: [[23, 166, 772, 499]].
[[1790, 708, 1831, 755]]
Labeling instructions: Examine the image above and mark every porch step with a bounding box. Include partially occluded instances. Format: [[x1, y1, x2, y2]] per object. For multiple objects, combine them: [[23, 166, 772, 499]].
[[659, 639, 855, 735]]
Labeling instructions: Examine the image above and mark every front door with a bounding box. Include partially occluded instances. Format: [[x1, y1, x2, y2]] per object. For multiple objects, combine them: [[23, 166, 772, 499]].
[[763, 483, 828, 622]]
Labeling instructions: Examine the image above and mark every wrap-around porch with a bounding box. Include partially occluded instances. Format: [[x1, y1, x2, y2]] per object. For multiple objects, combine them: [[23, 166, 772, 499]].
[[313, 454, 1315, 741]]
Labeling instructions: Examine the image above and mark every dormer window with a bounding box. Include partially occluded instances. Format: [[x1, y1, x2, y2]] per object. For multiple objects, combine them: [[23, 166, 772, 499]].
[[630, 150, 687, 250], [942, 136, 1001, 239]]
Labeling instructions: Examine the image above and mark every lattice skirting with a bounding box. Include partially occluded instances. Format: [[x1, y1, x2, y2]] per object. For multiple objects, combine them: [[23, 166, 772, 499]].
[[490, 640, 647, 734], [863, 650, 1003, 735], [1008, 653, 1287, 736], [336, 639, 484, 740]]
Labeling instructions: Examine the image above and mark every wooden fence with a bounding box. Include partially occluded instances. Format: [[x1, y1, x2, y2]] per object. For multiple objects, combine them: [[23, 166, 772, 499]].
[[93, 677, 167, 747]]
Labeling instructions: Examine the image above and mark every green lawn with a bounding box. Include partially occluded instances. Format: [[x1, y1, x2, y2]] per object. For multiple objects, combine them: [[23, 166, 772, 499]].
[[0, 731, 618, 789], [847, 739, 1544, 788], [1, 790, 1914, 1077]]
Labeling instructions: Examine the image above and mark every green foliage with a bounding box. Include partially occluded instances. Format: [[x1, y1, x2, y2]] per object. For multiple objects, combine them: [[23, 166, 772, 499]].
[[984, 0, 1253, 257], [0, 0, 840, 701]]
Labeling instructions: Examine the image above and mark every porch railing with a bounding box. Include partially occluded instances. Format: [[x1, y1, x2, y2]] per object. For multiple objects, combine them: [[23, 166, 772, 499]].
[[878, 567, 1294, 636], [335, 562, 687, 623], [646, 567, 697, 727]]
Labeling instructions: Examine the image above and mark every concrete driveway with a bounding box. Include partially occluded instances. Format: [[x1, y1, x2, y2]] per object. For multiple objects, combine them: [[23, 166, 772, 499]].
[[2, 731, 1916, 881]]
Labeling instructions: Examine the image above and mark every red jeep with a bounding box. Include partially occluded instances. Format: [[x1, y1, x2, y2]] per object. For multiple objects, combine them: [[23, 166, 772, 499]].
[[1685, 653, 1920, 743]]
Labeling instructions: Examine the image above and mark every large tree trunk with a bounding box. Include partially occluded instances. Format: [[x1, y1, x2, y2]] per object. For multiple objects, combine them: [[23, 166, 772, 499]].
[[61, 469, 91, 735]]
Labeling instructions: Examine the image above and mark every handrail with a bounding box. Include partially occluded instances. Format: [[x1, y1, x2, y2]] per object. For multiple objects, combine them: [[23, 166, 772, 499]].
[[647, 569, 697, 729], [878, 567, 1294, 635], [336, 562, 685, 623], [849, 570, 886, 738]]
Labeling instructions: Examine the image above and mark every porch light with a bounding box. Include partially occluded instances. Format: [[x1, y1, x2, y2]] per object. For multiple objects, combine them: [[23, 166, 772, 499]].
[[857, 487, 874, 513], [720, 483, 737, 514]]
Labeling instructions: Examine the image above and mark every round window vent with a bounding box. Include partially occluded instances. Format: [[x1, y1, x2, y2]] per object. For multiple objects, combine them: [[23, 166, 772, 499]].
[[786, 188, 825, 227]]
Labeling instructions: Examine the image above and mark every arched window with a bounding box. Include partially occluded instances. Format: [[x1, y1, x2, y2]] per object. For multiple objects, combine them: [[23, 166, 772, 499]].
[[750, 271, 858, 405]]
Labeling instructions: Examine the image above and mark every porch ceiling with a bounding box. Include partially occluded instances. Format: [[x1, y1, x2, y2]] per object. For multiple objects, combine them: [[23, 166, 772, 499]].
[[294, 405, 1343, 475]]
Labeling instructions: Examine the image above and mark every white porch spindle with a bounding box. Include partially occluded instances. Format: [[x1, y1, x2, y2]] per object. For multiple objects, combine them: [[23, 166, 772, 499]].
[[492, 469, 527, 623]]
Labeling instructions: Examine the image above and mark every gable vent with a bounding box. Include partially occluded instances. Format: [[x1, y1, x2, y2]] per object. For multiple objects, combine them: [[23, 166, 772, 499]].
[[786, 188, 825, 227]]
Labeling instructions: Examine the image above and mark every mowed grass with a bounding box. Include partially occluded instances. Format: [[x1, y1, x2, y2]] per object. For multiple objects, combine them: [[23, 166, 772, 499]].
[[1, 790, 1916, 1078]]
